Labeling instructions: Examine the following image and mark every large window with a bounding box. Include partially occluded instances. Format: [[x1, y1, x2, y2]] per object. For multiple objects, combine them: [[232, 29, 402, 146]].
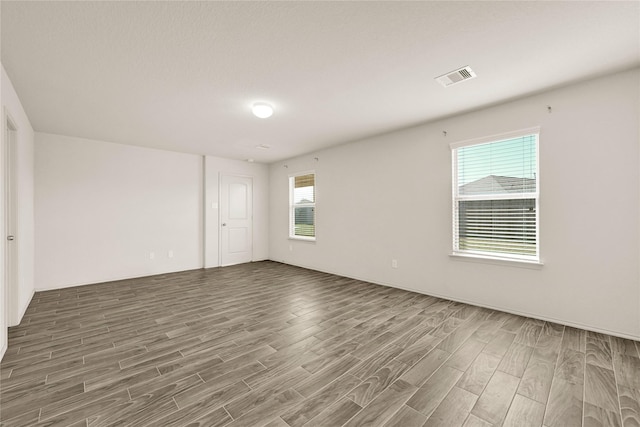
[[289, 173, 315, 240], [451, 128, 539, 262]]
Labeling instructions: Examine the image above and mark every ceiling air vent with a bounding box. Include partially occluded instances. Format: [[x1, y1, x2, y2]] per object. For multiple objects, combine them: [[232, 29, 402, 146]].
[[435, 66, 476, 87]]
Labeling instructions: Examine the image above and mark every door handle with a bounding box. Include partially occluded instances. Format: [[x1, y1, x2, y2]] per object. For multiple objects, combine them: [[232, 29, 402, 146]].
[[221, 223, 227, 227], [7, 235, 14, 241]]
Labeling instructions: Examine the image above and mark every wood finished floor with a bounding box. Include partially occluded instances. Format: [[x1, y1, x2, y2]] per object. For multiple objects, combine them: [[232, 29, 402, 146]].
[[1, 261, 639, 427]]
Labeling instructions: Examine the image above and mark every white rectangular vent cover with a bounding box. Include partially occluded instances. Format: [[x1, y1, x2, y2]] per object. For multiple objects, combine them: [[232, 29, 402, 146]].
[[435, 66, 476, 87]]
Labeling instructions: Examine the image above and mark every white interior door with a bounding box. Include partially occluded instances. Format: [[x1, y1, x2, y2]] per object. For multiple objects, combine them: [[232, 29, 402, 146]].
[[220, 175, 253, 266], [4, 115, 18, 326]]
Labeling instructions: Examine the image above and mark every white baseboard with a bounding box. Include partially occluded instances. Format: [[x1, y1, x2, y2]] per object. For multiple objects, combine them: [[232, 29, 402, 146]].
[[35, 266, 205, 292], [8, 288, 36, 327], [3, 289, 35, 360], [17, 288, 35, 324], [273, 259, 640, 342], [34, 260, 272, 292]]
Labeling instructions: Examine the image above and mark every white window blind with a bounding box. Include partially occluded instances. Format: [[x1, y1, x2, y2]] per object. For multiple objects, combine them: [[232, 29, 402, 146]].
[[289, 173, 315, 240], [452, 129, 539, 261]]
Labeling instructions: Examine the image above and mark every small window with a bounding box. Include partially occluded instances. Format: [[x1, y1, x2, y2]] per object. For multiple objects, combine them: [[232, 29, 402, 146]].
[[289, 173, 315, 240], [451, 128, 539, 262]]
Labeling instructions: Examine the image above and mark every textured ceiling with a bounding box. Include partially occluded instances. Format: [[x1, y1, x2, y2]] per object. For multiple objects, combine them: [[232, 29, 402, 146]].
[[2, 1, 639, 163]]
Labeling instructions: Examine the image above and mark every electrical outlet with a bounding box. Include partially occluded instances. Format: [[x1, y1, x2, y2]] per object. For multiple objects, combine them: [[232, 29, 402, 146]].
[[289, 244, 293, 252], [168, 250, 174, 258], [150, 252, 155, 260], [391, 259, 398, 268]]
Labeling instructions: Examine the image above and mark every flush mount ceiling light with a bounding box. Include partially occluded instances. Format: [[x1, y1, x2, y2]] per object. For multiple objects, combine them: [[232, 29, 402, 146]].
[[252, 102, 274, 118]]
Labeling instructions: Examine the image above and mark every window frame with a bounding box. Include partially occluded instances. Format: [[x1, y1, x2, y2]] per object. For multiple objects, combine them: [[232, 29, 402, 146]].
[[289, 171, 316, 241], [450, 127, 540, 263]]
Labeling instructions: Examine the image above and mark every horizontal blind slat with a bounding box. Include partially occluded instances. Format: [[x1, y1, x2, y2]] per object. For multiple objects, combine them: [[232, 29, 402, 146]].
[[453, 133, 538, 259], [290, 173, 316, 238]]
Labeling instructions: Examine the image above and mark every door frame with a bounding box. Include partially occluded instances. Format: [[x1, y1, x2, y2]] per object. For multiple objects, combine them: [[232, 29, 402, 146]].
[[3, 108, 19, 327], [218, 173, 254, 267]]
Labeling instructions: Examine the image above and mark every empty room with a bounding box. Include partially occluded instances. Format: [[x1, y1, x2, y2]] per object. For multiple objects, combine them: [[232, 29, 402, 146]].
[[1, 1, 639, 426]]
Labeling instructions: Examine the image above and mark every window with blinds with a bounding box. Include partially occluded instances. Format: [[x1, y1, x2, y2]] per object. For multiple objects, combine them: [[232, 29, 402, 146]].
[[289, 173, 316, 240], [451, 129, 539, 261]]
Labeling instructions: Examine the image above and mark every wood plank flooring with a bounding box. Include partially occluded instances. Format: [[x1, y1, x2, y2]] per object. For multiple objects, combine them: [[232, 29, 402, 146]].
[[1, 261, 639, 426]]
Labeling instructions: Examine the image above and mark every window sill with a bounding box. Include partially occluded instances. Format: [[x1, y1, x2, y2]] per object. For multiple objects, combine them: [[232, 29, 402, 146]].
[[289, 236, 316, 242], [449, 252, 543, 269]]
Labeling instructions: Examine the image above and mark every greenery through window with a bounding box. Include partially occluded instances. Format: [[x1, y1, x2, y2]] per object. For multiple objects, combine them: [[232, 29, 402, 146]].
[[289, 173, 315, 240]]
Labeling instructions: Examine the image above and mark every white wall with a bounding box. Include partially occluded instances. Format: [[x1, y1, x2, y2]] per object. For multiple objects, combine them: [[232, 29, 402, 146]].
[[35, 133, 204, 290], [204, 156, 269, 268], [270, 68, 640, 339], [1, 65, 35, 359]]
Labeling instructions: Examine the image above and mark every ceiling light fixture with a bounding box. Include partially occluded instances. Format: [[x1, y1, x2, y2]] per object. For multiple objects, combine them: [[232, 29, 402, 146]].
[[252, 102, 274, 118]]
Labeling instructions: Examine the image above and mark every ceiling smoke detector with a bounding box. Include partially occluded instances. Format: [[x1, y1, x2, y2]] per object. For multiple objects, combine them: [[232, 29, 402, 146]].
[[435, 66, 476, 87]]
